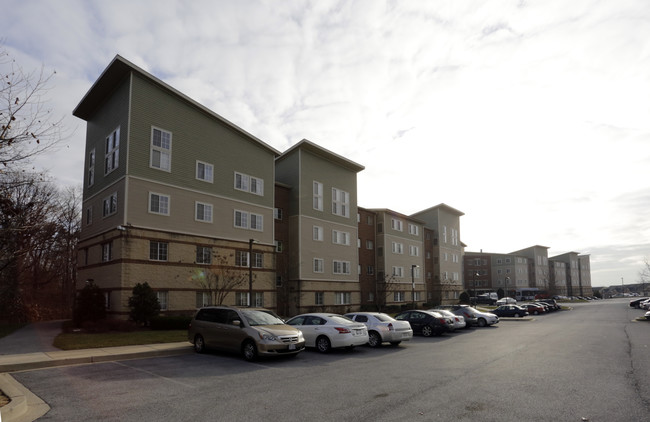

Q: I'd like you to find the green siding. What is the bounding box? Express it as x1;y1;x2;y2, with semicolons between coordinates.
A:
128;74;275;209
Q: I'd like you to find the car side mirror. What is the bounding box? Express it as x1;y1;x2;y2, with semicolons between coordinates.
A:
232;320;242;327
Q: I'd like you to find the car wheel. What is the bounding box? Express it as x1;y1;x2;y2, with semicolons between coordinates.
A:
316;336;332;353
514;313;520;318
389;341;401;346
534;310;539;315
193;335;205;353
421;325;434;337
242;340;258;362
368;331;382;347
478;318;487;327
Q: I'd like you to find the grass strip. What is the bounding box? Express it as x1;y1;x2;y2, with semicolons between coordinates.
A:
53;330;188;350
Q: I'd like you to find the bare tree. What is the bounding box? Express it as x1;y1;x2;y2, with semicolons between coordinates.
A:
0;47;63;171
374;274;402;312
190;251;248;306
639;257;650;296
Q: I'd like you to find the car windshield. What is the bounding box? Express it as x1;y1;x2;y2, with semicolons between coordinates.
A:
241;310;285;326
327;315;355;324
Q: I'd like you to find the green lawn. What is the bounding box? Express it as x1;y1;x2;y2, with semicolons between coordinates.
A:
53;330;188;350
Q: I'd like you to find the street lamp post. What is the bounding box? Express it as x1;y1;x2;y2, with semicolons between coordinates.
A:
505;276;510;300
248;239;256;307
411;264;419;310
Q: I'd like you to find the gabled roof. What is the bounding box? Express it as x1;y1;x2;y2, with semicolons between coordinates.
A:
411;203;465;217
276;139;365;173
366;208;426;224
73;55;280;156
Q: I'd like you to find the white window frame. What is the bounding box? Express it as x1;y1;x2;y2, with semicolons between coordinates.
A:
236;292;250;307
196;246;211;264
234;210;248;229
156;291;169;311
335;292;351;305
392;266;404;277
333;260;351;275
332;230;350;246
196;292;212;308
196;161;214;183
408;223;419;236
315;292;324;305
250;213;263;231
102;192;118;217
104;127;120;175
332;188;350;217
313;226;323;241
235;172;264;196
149;192;170;216
195;202;213;223
150;127;171;171
394;291;405;302
313;181;323;211
366;240;374;250
313;258;324;273
391;218;403;231
87;148;95;186
150;241;168;261
101;242;112;262
409;245;420;256
391;242;404;254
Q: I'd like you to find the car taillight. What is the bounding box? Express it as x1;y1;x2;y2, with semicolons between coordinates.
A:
439;318;446;324
387;323;394;331
335;327;351;334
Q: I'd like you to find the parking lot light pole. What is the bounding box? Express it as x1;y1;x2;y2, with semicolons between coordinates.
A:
411;264;419;310
248;239;256;307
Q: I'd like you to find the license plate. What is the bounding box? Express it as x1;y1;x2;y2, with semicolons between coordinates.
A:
402;333;410;338
289;344;296;350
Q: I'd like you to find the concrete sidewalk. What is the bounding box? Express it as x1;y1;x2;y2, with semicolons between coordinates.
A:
0;321;193;422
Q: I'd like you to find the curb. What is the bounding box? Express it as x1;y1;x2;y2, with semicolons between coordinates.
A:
0;373;49;422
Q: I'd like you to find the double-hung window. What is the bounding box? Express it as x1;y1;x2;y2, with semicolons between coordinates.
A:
391;218;403;231
335;292;351;305
408;223;419;236
391;242;403;254
313;258;324;273
156;291;169;311
332;188;349;217
333;260;351;275
195;202;213;222
105;127;120;174
87;149;95;186
409;245;420;256
313;226;323;241
196;161;213;182
392;266;404;277
235;172;264;196
313;181;323;211
332;230;350;245
234;210;263;231
150;241;168;261
151;127;171;171
149;193;170;215
103;192;118;217
101;242;112;262
196;247;211;264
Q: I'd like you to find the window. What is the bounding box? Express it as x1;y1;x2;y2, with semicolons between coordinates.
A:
451;228;458;246
442;226;447;243
394;291;405;302
150;241;168;261
196;161;213;182
105;127;120;174
87;149;95;186
196;246;211;264
101;242;112;262
413;291;421;301
391;218;403;231
367;265;374;275
255;292;264;307
335;292;351;305
409;245;420;256
313;258;324;273
151;127;171;171
333;260;351;275
102;192;118;217
274;208;283;220
149;193;170;215
196;292;212;307
313;181;323;211
315;292;324;305
235;172;264;196
332;230;350;245
195;202;213;222
156;291;168;311
391;242;404;254
234;210;263;231
253;252;263;268
366;240;374;250
276;276;283;287
85;207;92;225
408;223;419;236
332;188;349;217
236;292;250;307
275;240;283;253
368;292;375;302
235;251;249;267
392;266;404;277
367;215;374;225
313;226;323;241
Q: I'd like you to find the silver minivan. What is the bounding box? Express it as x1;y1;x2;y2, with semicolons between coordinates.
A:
188;306;306;361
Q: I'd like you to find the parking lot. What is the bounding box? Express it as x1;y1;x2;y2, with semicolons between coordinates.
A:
12;299;650;421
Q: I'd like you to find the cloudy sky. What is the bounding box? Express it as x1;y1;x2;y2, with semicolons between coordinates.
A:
4;0;649;288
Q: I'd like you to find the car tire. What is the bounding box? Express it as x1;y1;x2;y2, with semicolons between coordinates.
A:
316;336;332;353
389;341;401;346
421;325;434;337
477;318;487;327
368;331;382;347
193;335;205;353
514;313;520;318
242;340;258;362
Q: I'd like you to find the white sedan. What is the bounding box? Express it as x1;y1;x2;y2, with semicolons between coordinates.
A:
345;312;413;347
432;309;466;331
286;313;369;353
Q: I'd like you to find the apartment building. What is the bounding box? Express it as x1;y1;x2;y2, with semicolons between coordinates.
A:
550;252;581;297
74;55;280;317
357;207;378;308
549;260;568;295
411;204;464;304
463;252;492;296
578;255;593;296
511;245;550;292
275;139;364;315
368;209;426;308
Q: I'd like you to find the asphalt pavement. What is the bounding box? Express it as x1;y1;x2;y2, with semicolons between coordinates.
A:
0;321;192;422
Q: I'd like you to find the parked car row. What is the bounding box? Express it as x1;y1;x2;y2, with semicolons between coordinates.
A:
629;297;650;310
188;304;507;361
